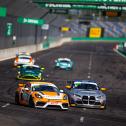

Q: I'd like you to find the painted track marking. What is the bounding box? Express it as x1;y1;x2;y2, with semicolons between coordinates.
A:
88;52;93;79
80;116;85;123
1;103;10;108
83;108;87;111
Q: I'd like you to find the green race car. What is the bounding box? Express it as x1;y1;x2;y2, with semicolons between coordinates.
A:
17;65;45;80
55;58;73;70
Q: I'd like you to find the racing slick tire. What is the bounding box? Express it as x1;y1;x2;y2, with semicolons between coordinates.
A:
29;96;35;108
15;92;20;105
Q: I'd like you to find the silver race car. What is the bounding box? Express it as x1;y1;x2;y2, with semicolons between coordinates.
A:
65;80;107;109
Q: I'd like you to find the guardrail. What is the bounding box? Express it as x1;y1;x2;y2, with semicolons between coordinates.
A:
71;37;126;43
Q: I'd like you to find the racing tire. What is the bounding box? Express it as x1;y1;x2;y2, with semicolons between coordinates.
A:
29;96;35;108
15;92;20;105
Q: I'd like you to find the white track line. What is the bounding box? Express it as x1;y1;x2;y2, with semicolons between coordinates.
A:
1;103;10;108
88;52;93;79
80;116;85;123
83;108;87;111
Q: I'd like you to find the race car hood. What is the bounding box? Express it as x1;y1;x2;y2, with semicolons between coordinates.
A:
20;70;40;76
42;91;60;96
37;91;63;99
71;89;103;97
59;62;70;66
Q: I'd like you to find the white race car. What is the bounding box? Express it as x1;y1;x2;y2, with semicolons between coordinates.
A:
14;52;35;67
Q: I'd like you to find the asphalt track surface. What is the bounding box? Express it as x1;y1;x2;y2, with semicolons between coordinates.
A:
0;42;126;126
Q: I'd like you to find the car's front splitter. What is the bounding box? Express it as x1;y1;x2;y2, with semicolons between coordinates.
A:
35;102;69;110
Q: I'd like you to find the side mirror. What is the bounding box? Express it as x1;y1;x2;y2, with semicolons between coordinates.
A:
55;60;57;63
100;88;107;91
65;85;71;89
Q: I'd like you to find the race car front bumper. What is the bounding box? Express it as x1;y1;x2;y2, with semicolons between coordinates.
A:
74;100;106;109
35;101;69;110
55;66;72;70
17;75;43;81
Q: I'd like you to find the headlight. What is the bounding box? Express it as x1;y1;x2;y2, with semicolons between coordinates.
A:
74;94;81;98
96;95;104;100
63;95;68;100
68;64;71;67
35;93;43;98
56;63;60;66
38;73;41;77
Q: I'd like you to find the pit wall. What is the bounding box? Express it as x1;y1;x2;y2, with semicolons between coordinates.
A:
0;38;71;61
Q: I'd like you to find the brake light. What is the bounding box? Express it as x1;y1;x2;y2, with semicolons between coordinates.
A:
35;93;43;98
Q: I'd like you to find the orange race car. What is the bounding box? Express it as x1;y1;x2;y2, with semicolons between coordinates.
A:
15;81;69;110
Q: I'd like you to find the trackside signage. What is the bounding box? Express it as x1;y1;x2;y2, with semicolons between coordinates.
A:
39;3;126;11
5;23;13;36
0;7;7;17
17;17;45;25
33;0;126;4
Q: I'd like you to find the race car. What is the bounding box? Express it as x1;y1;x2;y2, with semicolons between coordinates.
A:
54;58;73;70
65;80;107;109
15;81;69;110
17;64;45;80
14;52;35;67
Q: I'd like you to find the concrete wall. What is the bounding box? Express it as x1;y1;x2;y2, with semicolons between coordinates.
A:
0;38;71;61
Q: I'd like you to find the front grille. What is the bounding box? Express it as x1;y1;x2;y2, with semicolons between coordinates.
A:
47;105;61;110
89;96;95;105
48;99;61;102
82;96;96;105
23;76;36;79
82;96;88;104
36;102;46;106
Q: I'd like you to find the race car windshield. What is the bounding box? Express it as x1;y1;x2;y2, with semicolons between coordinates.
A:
19;57;30;60
32;85;59;92
22;66;40;72
60;60;70;63
73;83;98;90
